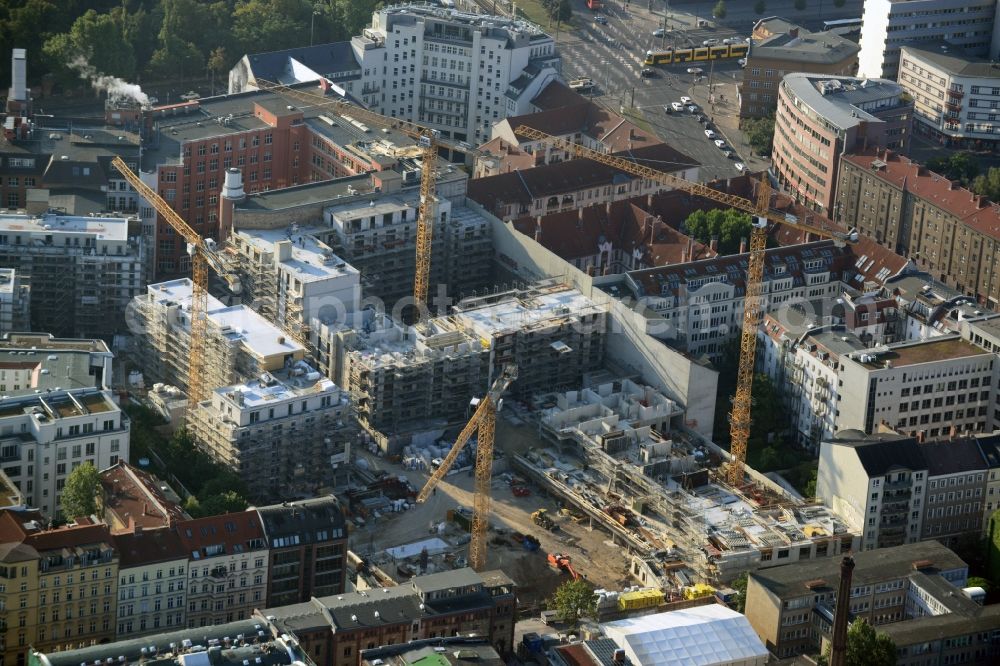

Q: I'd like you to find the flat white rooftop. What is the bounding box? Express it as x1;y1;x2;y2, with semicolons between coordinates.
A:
215;363;343;409
455;288;600;338
0;212;130;242
235;227;359;284
146;279;305;359
326;197;414;223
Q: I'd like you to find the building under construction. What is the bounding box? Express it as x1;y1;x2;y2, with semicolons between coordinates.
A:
186;361;353;500
329;282;607;449
0;211;145;338
131;279;308;395
0;268;30;334
529;380;858;583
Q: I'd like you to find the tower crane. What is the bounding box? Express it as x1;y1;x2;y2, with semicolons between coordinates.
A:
112;156;242;404
254;80;476;315
416;364;517;571
514;126;857;487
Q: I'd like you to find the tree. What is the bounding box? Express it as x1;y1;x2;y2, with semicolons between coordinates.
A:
844;618;897;666
753;0;766;14
967;576;992;593
928;152;980;186
713;1;727;20
60;462;103;520
730;572;748;613
744;115;775;156
971;167;1000;202
549;579;597;625
682;208;752;255
42;8;138;84
794;0;807;11
207;46;228;94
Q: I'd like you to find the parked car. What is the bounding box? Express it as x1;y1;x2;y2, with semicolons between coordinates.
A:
722;150;734;158
735;162;747;173
704;129;716;139
641;68;657;78
703;38;719;46
714;139;726;149
722;37;738;45
686;104;699;113
671;102;684;112
687;67;703;75
653;28;665;37
594;15;607;24
680;96;692;105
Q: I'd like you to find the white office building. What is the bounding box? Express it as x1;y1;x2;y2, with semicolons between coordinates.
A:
857;0;998;79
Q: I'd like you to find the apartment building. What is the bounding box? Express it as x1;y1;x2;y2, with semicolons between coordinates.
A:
818;432;996;551
744;541;975;659
740;18;860;121
112;528;188;639
185;362;353;500
759;319;867;451
616;238;905;360
175;513;268;629
467;143;698;223
255;497;348;607
131;279;307;396
979;437;1000;532
0;211;145;338
857;0;997;79
230;5;560;145
0;269;28;334
0;335;128;518
837;150;1000;304
262;568;517;663
30;619;316;666
899;43;1000;150
0;510;119;663
773;74;911;214
836;335;997;438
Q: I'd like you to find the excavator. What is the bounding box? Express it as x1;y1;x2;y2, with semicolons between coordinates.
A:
547;553;580;580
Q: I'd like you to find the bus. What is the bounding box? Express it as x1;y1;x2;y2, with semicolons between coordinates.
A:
822;17;862;30
643;42;747;66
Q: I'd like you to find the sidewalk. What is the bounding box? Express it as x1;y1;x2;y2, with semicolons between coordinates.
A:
688;76;770;174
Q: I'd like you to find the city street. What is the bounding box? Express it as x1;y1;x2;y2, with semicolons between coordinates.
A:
557;3;755;181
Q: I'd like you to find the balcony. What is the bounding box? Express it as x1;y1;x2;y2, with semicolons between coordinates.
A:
945;100;962;112
947;88;964;99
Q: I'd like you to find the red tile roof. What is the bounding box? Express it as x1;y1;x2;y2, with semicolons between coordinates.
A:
113;527;188;567
467;143;695;213
530;80;589;111
476;137;538;173
511;194;715;267
100;462;189;533
843;150;1000;240
175;512;266;560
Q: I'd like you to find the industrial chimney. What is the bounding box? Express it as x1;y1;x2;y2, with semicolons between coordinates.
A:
6;48;31;117
830;555;856;666
218;168;246;242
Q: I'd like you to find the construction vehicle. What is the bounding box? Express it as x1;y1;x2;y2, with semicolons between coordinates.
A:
255;80;477;315
415;364;517;570
111;156;242;404
514;126;858;487
532;509;555;530
547;552;580;580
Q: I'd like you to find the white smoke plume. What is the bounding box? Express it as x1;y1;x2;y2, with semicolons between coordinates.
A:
69;56;150;106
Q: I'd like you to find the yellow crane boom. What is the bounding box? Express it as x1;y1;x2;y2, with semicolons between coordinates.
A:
417;364;517;571
514;126;857;487
112;156;240;404
254;80;477;313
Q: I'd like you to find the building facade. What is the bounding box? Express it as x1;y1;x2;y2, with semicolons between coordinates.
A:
175;513;268;629
0;212;144;338
112;528;188;639
899;43;1000;150
0;269;29;335
857;0;998;79
255;497;348;607
744;541;972;659
740;18;860;121
773;74;911;214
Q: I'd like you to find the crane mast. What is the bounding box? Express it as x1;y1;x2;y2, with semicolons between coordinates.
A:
417;365;517;571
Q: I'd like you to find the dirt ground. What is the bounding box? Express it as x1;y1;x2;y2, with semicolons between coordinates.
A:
348;415;632;608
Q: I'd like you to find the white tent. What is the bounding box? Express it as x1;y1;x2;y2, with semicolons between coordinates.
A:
602;605;768;666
